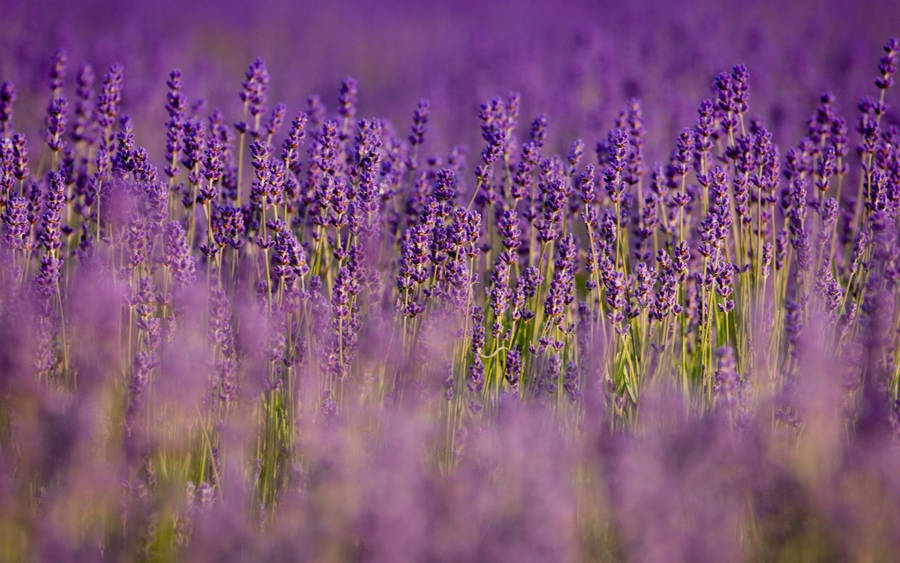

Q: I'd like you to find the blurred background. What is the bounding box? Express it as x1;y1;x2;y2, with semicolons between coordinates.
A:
2;0;898;171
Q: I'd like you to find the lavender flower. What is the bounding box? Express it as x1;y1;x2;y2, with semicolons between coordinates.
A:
408;99;430;153
498;208;520;262
281;112;309;173
163;221;196;285
479;96;509;166
96;64;123;142
505;347;521;389
433;167;457;202
211;204;245;250
338;77;358;132
264;103;286;139
45;96;68;153
71;64;95;145
544;233;577;326
115;116;136;174
272;221;309;290
603;129;628;205
48;48;67;96
306;94;326;132
201;134;225;200
164;70;186;178
11;133;28;181
39;171;66;253
239;58;269;125
34;255;62;297
713;346;748;422
875;37;899;91
0;82;15;136
2;194;30;251
489;255;511;322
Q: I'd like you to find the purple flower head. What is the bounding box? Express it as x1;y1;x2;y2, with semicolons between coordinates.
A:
0;81;15;134
564;361;580;401
875;37;899;91
264;103;286;139
489;255;511;320
272;221;309;289
44;96;68;152
308;119;341;196
281;112;308;172
479;96;509;166
39;171;66;253
134;147;158;185
240;58;269;119
816;146;836;192
715;71;732;113
567;138;584;173
96;64;123;135
11;132;28;180
673;128;694;177
544;233;577;325
34;255;62;297
815;262;843;316
306;94;326;131
538;161;567;243
408;99;430;150
535;353;560;397
325;174;349;228
650;249;678;321
49;48;67;95
125;214;148;271
730;64;749;115
249;138;272;188
625;98;645;185
521;265;542;299
807;92;835;147
786;176;808;246
163;221;196;285
603;128;628;204
339;76;358;123
529;113;548;147
397;224;431;297
164;70;186;178
3;194;30;251
498;208;520;261
444;254;471;311
115;115;136;173
715;70;739;136
708;166;732;238
694;99;714;162
578;163;596;205
602;257;626;323
355;118;383;162
512;138;541;200
713;261;735;312
505;347;521;389
713;346;748;419
433;168;457;202
352;119;383;234
203;133;225;187
94;142;111;180
761;241;774;274
468;305;485;389
211;204;245;249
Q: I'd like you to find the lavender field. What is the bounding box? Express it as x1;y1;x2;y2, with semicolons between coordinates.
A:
2;1;900;560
